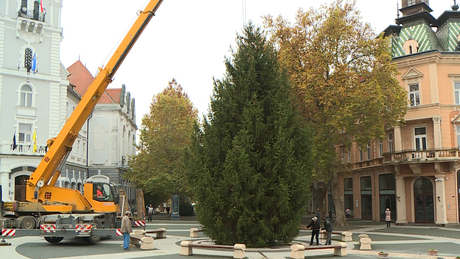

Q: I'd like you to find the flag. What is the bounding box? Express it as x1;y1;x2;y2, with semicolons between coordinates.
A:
31;53;37;74
38;0;43;12
32;129;37;153
12;132;18;150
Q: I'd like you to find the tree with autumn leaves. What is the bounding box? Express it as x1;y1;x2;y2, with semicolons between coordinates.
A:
125;79;198;205
264;0;407;227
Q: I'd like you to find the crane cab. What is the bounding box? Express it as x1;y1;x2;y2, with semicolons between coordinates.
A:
83;176;119;214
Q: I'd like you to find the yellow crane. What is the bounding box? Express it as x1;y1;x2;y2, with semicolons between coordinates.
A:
2;0;163;244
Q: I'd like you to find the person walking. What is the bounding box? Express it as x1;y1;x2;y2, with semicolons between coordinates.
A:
147;204;154;222
385;208;391;228
121;211;132;250
306;217;321;246
322;218;333;245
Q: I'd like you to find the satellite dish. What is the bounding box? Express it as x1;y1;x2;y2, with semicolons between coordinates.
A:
37;180;44;188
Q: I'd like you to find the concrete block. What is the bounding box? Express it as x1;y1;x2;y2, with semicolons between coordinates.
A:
233;243;246;259
290;244;305;259
333;242;348;256
155;228;166;239
360;237;372;250
190;228;199;238
180;241;193;256
342;231;352;242
140;236;154;250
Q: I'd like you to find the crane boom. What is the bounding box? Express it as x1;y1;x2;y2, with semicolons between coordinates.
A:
26;0;163;202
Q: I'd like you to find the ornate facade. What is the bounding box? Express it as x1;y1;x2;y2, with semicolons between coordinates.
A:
333;1;460;225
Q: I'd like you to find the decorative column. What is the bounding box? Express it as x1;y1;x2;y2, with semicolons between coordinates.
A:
434;175;447;226
1;170;10;201
395;176;407;224
432;117;442;149
394;126;402;152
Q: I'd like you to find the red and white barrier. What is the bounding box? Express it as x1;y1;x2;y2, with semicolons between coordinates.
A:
134;220;145;227
75;224;92;233
40;224;56;233
1;229;15;237
116;229;123;236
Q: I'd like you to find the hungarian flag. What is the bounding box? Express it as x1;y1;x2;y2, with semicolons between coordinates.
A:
38;0;43;12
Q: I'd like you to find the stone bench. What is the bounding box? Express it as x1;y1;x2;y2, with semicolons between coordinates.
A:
145;228;166;239
359;237;372;250
290;243;348;258
180;241;246;259
129;231;154;250
189;228;203;238
319;231;353;242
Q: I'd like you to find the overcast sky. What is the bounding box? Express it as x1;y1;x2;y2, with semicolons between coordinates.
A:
60;0;455;128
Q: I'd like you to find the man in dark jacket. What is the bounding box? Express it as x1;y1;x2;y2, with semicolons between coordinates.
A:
306;217;321;245
322;218;333;245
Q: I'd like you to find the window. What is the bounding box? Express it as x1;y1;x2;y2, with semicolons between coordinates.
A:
20;85;33;107
359;148;363;162
388;133;394;153
407;0;416;5
367;143;371;160
455;82;460;105
379;174;396;222
341;148;345;164
348;148;351;164
344;178;353;218
18;123;32;144
414;127;427;150
379;141;383;157
457;126;460;149
361;176;372;220
409;84;420;107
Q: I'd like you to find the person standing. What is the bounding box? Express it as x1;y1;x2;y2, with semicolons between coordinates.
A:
147;204;154;222
346;208;351;219
306;217;321;246
385;208;391;228
121;211;132;250
322;218;333;245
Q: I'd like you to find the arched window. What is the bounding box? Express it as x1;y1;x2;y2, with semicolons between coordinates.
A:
404;39;419;55
20;85;33;107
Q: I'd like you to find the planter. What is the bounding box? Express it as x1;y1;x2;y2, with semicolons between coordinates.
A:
428;249;438;256
378;252;389;258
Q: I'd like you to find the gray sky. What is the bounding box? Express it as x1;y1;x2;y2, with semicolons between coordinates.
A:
60;0;455;127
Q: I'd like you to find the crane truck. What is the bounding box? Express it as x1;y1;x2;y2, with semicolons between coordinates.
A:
1;0;163;244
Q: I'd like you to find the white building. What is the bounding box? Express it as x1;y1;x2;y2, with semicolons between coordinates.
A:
67;60;137;201
0;0;136;203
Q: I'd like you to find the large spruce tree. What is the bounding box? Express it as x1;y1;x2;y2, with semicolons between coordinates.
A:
185;24;313;248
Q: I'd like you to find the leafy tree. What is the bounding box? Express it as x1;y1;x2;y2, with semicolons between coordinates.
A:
185;23;314;248
126;79;198;203
264;0;407;226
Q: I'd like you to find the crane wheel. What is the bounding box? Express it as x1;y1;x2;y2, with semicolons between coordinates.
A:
44;237;64;244
85;218;102;244
20;216;36;229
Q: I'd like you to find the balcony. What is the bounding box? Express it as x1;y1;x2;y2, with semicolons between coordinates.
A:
384;149;460;163
346;148;460;171
0;143;47;155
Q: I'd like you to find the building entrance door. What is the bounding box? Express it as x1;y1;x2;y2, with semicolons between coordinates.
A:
14;175;29;202
414;177;434;223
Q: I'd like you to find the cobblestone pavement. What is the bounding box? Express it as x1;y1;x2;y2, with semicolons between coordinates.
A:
1;213;460;259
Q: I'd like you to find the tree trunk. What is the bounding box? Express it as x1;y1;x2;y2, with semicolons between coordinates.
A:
331;171;347;227
316;181;328;220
